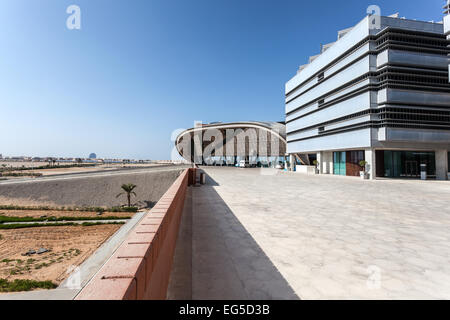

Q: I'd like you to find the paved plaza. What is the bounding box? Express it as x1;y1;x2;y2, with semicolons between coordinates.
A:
187;167;450;299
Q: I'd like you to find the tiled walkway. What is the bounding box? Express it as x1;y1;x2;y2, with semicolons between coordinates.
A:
183;167;450;299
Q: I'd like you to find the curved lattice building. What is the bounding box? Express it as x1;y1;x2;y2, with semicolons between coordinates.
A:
175;121;289;165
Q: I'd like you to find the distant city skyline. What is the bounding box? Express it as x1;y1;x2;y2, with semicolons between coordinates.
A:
0;0;442;159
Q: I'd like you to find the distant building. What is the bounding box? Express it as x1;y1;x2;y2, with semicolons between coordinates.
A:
89;153;97;159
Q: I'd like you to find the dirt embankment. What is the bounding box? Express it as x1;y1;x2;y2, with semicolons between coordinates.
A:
0;169;184;208
0;225;121;284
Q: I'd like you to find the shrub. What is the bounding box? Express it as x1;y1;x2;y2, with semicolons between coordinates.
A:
0;221;125;230
0;215;131;224
359;160;368;169
110;206;138;213
0;278;57;292
0;205;138;213
0;164;96;173
0;172;43;177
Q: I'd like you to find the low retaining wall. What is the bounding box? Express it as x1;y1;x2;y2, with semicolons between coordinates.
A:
75;168;196;300
295;165;317;175
0;167;188;208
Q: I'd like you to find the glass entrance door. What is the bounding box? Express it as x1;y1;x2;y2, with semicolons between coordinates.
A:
405;161;418;177
383;151;435;178
333;152;346;176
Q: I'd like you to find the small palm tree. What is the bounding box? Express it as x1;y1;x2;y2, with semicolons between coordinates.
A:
116;183;137;207
359;160;368;172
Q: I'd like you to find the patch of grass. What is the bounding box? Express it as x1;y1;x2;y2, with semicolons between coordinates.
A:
1;259;13;264
109;206;139;213
0;205;138;213
34;262;49;270
0;172;42;177
0;278;57;292
0;221;125;230
0;164;95;173
0;215;131;224
80;221;125;227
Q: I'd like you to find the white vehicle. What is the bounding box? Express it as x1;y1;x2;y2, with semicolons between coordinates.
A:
239;160;250;168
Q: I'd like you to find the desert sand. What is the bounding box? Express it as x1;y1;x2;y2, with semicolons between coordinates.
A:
0;225;121;284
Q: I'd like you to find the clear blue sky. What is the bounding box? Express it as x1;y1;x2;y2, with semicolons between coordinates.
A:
0;0;443;159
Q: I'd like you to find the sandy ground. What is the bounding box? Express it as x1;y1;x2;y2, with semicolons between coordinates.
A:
32;164;173;176
0;209;133;219
0;163;172;177
0;167;185;208
0;225;121;285
0;161;165;169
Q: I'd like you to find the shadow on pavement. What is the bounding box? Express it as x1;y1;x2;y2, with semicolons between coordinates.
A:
168;171;299;300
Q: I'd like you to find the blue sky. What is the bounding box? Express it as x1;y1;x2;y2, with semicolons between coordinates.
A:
0;0;443;159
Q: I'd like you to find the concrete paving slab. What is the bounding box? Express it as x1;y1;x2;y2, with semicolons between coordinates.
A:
192;167;450;299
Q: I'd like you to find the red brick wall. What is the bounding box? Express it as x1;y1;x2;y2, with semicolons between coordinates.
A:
75;168;195;300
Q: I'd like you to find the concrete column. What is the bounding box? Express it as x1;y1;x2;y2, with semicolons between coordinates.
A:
327;152;332;174
365;149;376;180
289;154;296;171
316;152;322;174
322;151;333;174
435;150;448;181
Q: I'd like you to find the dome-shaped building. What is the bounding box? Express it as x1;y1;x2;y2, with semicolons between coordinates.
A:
175;121;289;166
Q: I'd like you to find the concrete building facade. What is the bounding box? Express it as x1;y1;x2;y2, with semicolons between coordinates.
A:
285;12;450;180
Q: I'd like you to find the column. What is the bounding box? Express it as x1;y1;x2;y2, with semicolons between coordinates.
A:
322;151;333;174
365;149;376;180
435;150;448;181
316;152;322;174
289;154;296;171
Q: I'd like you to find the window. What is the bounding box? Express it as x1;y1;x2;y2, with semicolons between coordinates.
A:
349;151;365;165
318;72;324;82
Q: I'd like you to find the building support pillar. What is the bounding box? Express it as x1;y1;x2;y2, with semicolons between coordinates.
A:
435;149;448;181
365;149;376;180
322;151;333;174
316;152;322;174
289;154;295;171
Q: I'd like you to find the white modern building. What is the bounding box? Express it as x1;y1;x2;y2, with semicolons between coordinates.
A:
285;10;450;180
